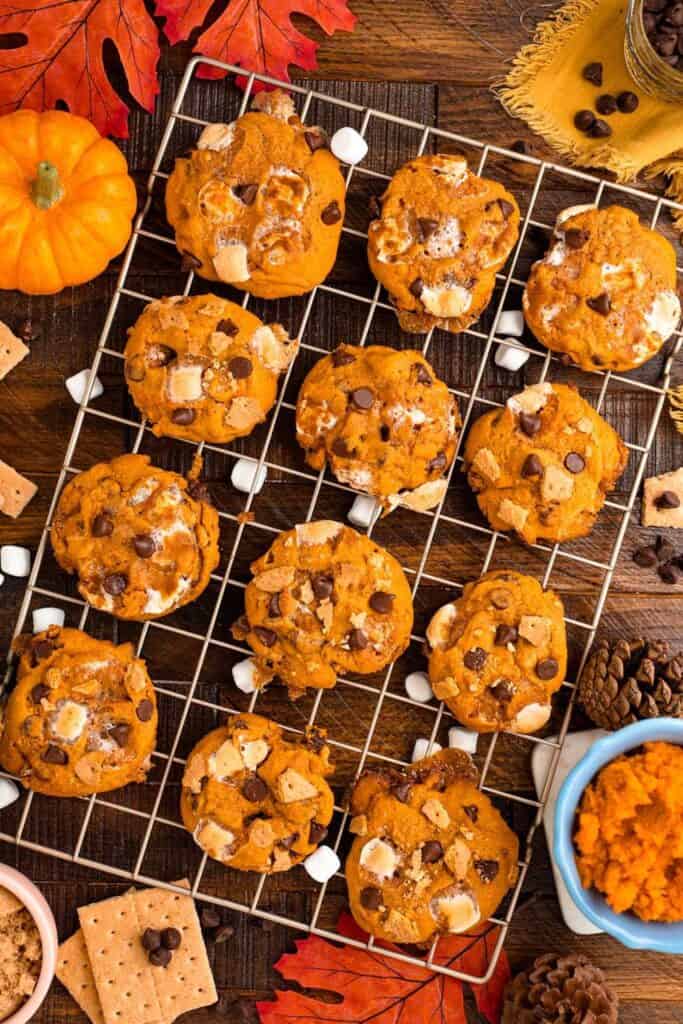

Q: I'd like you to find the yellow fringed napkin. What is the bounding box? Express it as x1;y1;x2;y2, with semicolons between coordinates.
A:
497;0;683;229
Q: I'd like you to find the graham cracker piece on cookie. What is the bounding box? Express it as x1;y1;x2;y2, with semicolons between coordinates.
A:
0;460;37;518
0;322;28;381
56;929;105;1024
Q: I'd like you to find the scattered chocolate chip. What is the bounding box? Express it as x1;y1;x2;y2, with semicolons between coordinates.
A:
17;318;36;343
489;680;514;703
253;627;277;647
242;775;268;802
587;293;611;316
42;744;68;765
427;451;447;474
142;928;162;952
655;535;676;562
519;412;541;437
312;574;334;600
536;658;559;680
521;454;544;477
417;217;439;241
495;624;518;646
233;183;258;205
267;593;281;618
171;407;196;425
474;858;500;883
589;118;612;138
421;840;444;863
350;387;374;410
392;781;413;803
229;356;253;379
498;198;515;218
161;927;182;950
633;544;659;567
216;317;239;336
659;560;682;584
369;591;394;615
309;821;328;844
463;804;479;823
180;250;202;272
213;924;235;944
564;227;589;249
360;886;382;910
348;628;368;651
110;724;131;748
30;683;50;704
331;347;356;367
321;200;342;225
655;490;681;509
574;109;596;132
200;907;222;930
582;61;603;86
92;513;113;537
304;130;328;152
368;195;382;219
595;93;618;115
149;946;172;968
133;534;156;559
103;573;127;596
617;90;639;113
414;363;432;386
136;699;154;723
564;452;585;474
409;278;424;299
464;647;487;671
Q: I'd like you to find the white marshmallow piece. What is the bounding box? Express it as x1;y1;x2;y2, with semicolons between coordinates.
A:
347;493;380;529
495;340;530;372
0;777;19;810
331;126;368;165
404;671;433;703
448;726;478;754
304;844;341;883
0;573;4;588
496;309;525;337
232;657;259;694
411;737;442;763
0;545;31;577
32;607;65;634
65;369;103;405
231;458;267;495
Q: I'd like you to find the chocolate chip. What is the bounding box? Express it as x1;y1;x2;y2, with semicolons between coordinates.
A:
464;647;487;671
188;479;212;504
417;217;439;240
495;624;518;646
655;30;678;55
142;928;162;952
498;198;515;218
30;683;50;704
595;93;618;115
229;356;253;379
414;363;432;386
92;513;113;537
321;200;342;225
589;119;612;138
213;924;235;944
312;574;334;600
268;593;281;618
242;775;268;802
655;490;681;509
360;886;382;910
161;927;182;950
149;946;172;968
659;560;682;584
180;250;202;271
421;840;444;863
331;347;355;367
392;781;413;803
350;387;374;410
332;437;352;457
519;412;541;437
617;90;639;113
253;627;277;647
633;545;659;567
171;407;196;425
655;535;676;561
564;452;585;474
31;639;56;664
42;744;68;765
489;680;514;703
136;699;154;723
587;293;611;316
510;139;530;154
133;534;156;559
582;61;603;85
103;573;127;596
574;109;596;132
463;804;479;823
348;628;368;651
564;228;589;249
474;858;500;883
521;454;544;477
17;318;36;343
304;130;328;152
368;195;382;219
110;724;131;748
233;183;258;205
536;658;559;680
369;591;394;614
409;278;424;299
309;821;328;844
200;907;222;930
427;451;447;474
216;317;239;336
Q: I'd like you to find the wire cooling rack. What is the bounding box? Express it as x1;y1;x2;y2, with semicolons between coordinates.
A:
2;58;682;986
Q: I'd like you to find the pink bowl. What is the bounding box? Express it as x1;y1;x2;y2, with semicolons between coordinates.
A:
0;864;58;1023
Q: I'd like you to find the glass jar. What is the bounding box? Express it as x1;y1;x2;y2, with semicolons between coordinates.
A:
625;0;683;102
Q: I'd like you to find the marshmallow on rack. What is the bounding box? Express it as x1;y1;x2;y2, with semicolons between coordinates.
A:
495;340;530;372
65;369;103;405
411;737;442;762
331;127;368;165
231;458;267;495
32;607;66;634
404;671;433;703
347;494;379;530
304;844;341;883
232;657;259;694
496;309;524;337
0;545;31;577
0;778;19;810
448;726;478;754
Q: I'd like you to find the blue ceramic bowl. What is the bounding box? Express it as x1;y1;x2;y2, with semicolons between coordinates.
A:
554;718;683;953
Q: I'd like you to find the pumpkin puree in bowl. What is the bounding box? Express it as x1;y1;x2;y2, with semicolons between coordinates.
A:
575;741;683;922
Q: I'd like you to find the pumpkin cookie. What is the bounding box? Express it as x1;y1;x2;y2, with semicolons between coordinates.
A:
295;345;461;513
346;749;519;943
367;155;519;334
232;520;413;697
0;627;157;797
524;205;681;372
165;90;345;299
426;571;566;734
181;713;334;873
124;294;298;443
51;454;219;620
463;382;627;545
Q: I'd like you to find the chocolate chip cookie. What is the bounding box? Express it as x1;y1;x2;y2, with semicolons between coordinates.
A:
124;294;298;443
524;205;681;372
232;520;413;697
181;713;334;873
165;90;345;299
426;571;566;734
346;748;519;943
51;454;219;620
0;626;157;797
463;382;627;544
367;155;519;334
295;345;461;512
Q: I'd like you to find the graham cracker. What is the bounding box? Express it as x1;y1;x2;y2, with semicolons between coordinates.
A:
0;460;37;518
0;322;28;381
57;929;105;1024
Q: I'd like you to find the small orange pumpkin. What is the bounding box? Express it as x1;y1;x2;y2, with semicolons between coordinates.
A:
0;109;137;294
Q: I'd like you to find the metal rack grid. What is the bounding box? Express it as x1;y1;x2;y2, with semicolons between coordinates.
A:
2;57;682;985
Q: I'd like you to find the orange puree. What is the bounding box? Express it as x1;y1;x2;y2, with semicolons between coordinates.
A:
575;741;683;922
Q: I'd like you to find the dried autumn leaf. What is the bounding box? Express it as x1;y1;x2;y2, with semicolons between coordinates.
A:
256;911;510;1023
0;0;160;138
155;0;356;88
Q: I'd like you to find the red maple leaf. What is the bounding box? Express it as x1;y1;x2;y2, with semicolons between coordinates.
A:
0;0;160;138
256;913;510;1024
155;0;356;88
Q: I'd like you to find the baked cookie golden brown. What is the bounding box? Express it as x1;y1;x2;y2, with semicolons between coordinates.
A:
426;571;566;734
165;90;345;299
51;454;219;620
232;520;413;697
523;205;681;372
346;749;519;943
295;344;461;512
0;627;157;797
124;294;298;444
181;713;334;873
463;382;627;545
367;154;519;334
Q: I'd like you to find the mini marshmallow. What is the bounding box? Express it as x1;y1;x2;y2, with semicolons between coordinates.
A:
65;369;103;405
347;493;380;529
331;126;368;165
0;573;4;588
231;458;267;495
448;727;478;754
0;777;19;810
232;657;259;694
494;341;530;372
32;607;65;634
304;844;341;883
404;671;433;703
0;545;31;577
496;309;524;337
411;737;442;762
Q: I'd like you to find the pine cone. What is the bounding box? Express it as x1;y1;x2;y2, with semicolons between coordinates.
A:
502;952;618;1023
578;637;683;730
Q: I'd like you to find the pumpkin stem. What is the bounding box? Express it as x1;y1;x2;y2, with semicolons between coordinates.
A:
31;161;64;209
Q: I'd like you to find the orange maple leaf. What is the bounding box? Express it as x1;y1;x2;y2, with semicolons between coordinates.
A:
256;913;510;1023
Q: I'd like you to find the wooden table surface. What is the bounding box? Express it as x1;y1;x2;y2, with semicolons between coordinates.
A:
1;2;682;1021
